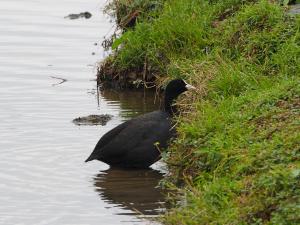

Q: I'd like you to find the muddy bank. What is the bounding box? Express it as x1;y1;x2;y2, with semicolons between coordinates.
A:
96;0;300;224
97;0;167;89
97;57;158;89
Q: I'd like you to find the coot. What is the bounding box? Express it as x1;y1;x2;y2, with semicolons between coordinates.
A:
85;79;195;168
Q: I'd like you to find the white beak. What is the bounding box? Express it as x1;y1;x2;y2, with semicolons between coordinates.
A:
185;83;196;90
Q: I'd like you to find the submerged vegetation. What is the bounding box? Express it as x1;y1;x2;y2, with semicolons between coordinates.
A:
100;0;300;224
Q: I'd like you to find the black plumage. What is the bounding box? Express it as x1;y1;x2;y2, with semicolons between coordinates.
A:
85;79;194;168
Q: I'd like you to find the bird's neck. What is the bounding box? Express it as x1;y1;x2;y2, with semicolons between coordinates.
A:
164;94;179;115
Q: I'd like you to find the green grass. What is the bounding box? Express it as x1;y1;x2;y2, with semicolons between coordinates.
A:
102;0;300;224
104;0;166;28
164;78;300;224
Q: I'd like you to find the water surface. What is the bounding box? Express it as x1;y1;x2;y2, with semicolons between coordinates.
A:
0;1;166;224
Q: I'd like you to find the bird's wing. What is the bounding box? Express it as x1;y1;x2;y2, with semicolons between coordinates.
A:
99;112;171;160
95;120;130;149
85;120;130;162
99;121;158;159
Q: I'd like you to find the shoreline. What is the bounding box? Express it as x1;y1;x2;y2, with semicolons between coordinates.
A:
98;0;300;224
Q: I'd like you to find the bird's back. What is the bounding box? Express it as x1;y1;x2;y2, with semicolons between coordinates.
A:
86;111;175;168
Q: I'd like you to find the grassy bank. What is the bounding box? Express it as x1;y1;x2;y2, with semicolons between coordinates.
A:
101;0;300;224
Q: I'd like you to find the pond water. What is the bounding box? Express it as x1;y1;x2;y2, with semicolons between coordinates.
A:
0;0;166;224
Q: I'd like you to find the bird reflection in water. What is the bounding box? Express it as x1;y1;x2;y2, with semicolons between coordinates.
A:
93;168;166;216
99;88;161;119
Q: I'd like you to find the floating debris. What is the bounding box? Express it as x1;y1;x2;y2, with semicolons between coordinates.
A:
64;12;92;20
50;76;67;86
72;114;113;126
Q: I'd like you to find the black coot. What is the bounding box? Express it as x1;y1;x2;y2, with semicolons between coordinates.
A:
85;79;195;168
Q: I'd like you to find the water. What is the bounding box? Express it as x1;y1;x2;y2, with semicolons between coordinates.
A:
0;1;166;224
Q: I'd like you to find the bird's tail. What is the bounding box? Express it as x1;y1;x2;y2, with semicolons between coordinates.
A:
85;154;95;162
